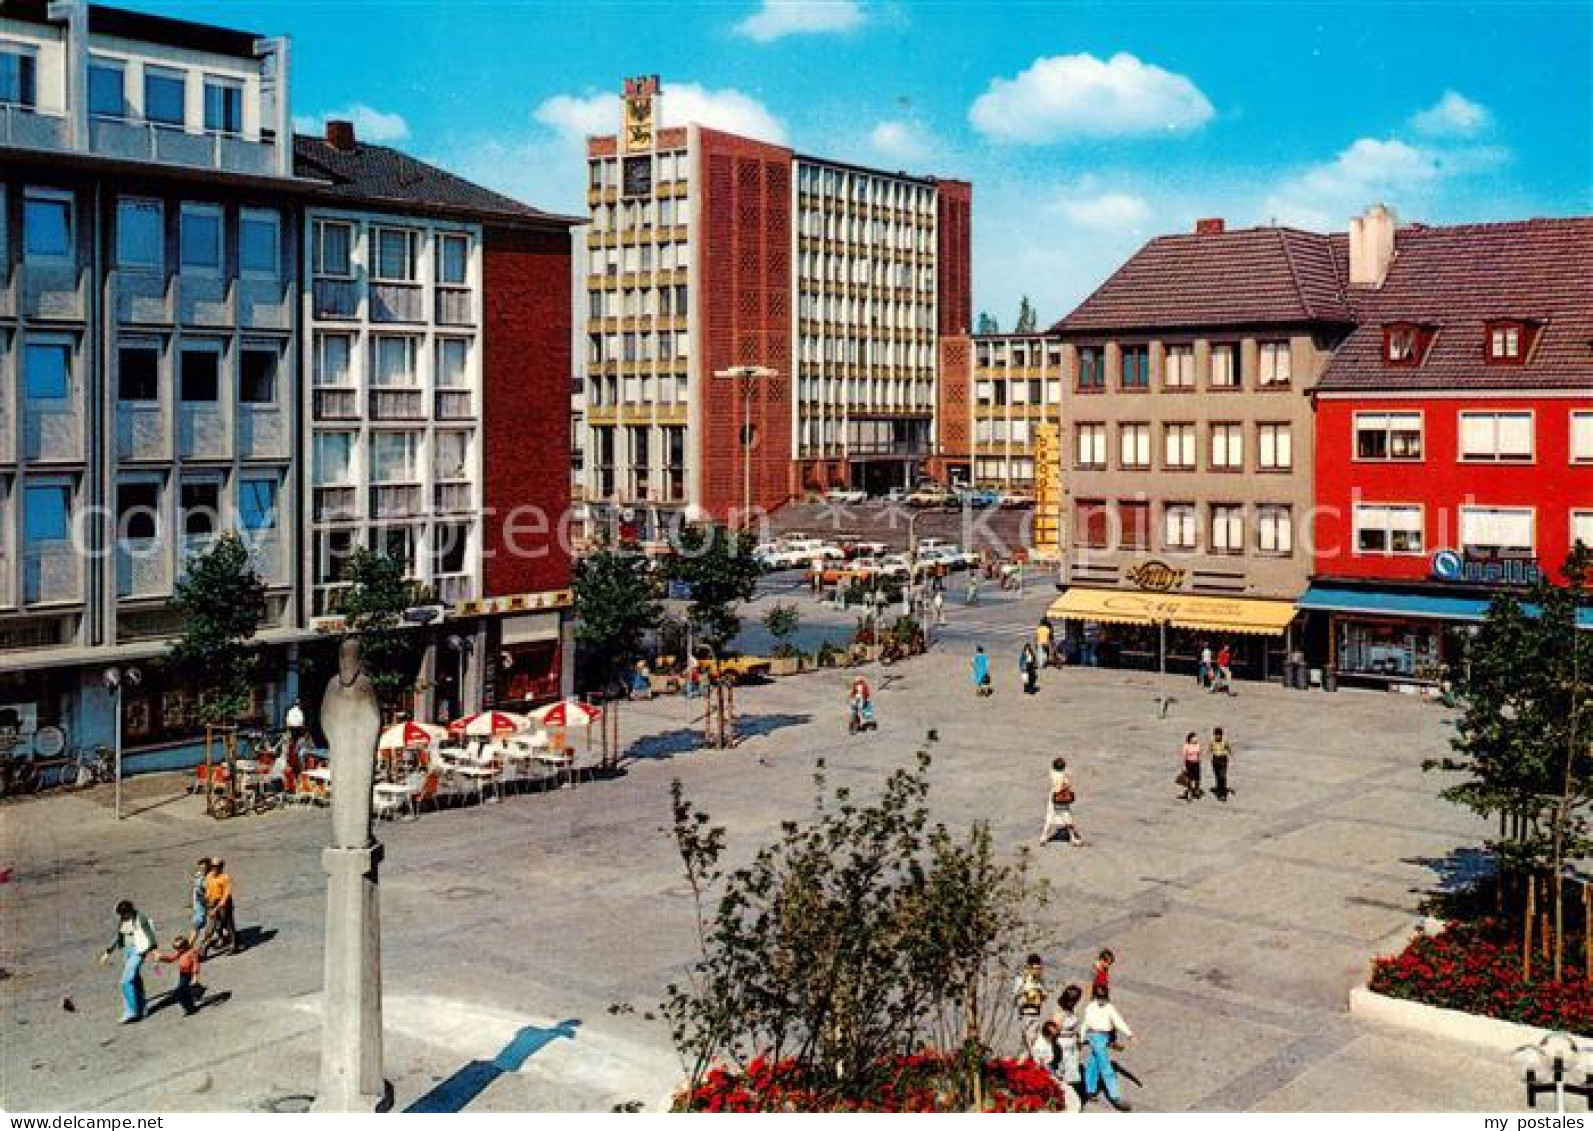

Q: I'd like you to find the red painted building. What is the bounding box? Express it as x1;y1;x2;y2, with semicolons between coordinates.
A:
1306;213;1593;686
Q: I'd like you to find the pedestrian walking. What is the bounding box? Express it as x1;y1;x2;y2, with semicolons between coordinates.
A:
1198;642;1213;689
1179;731;1203;801
1041;757;1083;845
1091;949;1115;995
1210;726;1233;800
99;900;156;1023
200;859;237;956
1081;984;1134;1110
1050;985;1086;1113
1037;618;1055;668
1020;641;1039;695
971;646;993;697
1013;953;1048;1053
189;857;211;938
932;590;946;626
965;573;980;606
152;936;203;1017
1213;643;1236;696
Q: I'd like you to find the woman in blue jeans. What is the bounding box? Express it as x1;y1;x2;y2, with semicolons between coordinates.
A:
100;900;157;1023
1081;983;1134;1110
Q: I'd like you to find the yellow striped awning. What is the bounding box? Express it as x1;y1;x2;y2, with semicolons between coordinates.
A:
1048;588;1298;637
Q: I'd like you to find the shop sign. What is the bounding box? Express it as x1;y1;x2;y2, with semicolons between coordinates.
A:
1126;560;1187;593
454;589;575;620
1430;549;1542;586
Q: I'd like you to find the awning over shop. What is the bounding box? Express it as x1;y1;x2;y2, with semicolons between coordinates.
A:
1047;588;1298;636
1299;583;1593;628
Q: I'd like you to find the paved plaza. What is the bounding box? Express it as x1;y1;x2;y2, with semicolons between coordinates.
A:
0;587;1527;1112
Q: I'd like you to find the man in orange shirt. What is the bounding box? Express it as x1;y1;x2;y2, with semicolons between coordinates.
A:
200;859;237;956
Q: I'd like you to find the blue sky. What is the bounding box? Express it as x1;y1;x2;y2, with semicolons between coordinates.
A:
175;0;1590;324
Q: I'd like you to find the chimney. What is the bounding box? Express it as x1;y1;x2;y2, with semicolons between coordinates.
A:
1349;203;1397;287
325;119;357;152
1194;218;1225;236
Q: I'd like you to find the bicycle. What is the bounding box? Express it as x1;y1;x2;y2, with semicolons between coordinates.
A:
0;757;42;798
68;744;115;789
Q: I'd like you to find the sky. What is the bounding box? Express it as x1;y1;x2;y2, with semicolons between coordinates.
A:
171;0;1591;326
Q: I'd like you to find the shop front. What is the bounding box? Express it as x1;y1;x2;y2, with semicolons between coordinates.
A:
1047;587;1298;680
488;611;564;709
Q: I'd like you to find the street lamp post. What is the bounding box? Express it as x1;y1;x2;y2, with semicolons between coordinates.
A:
712;366;778;528
1513;1033;1593;1113
103;667;123;820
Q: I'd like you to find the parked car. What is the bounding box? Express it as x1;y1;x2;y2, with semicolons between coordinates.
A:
883;486;909;504
824;487;868;505
1000;493;1036;510
957;487;1002;508
906;484;952;508
877;553;913;580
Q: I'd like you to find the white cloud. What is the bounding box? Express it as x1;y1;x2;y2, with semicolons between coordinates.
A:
531;83;788;147
1411;90;1492;138
968;52;1214;143
1053;190;1152;231
868;118;932;164
734;0;865;42
293;103;410;143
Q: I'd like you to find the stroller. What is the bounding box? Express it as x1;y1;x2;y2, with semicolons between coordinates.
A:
848;697;877;734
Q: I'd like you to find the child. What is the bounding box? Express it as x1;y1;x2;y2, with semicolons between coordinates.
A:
1013;953;1048;1053
1091;948;1115;996
154;936;203;1016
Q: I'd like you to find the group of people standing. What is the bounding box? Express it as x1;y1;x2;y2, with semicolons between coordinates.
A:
1178;728;1235;802
1014;950;1135;1112
100;858;239;1024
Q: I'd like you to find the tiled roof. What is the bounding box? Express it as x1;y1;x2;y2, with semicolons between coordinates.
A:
1318;217;1593;392
1053;226;1354;334
293;135;576;228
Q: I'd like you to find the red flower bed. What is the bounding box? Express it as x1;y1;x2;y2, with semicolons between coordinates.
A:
1369;920;1593;1035
676;1051;1069;1113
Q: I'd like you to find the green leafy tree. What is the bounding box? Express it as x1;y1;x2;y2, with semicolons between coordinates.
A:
575;549;664;691
340;547;425;715
974;310;999;335
1013;295;1037;333
1430;545;1593;978
169;532;267;725
666;525;761;655
762;602;802;659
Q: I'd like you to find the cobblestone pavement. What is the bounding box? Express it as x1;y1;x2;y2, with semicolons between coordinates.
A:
0;589;1527;1111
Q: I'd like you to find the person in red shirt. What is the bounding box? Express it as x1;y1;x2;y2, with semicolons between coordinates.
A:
1091;948;1115;995
154;936;203;1016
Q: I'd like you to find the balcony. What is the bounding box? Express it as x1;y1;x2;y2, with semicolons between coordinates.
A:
433;482;472;514
87;117;277;176
436;287;473;326
370;389;425;421
115;403;168;463
117;543;168;599
0;104;69;151
23;548;81;606
114;270;174;325
22;261;87;322
314;388;360;420
370;282;424;323
237;403;287;460
370;483;423;520
313;277;360;320
178;403;227;460
237;277;291;331
434;390;474;420
23;403;83;463
177;274;233;327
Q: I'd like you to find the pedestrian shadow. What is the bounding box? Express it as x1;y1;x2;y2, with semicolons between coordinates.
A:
405;1018;581;1113
146;988;232;1019
738;712;812;739
232;926;278;953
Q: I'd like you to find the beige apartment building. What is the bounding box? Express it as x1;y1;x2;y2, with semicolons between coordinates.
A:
970;333;1063;494
1047;220;1356;676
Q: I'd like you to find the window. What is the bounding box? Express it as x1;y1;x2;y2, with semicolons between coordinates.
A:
1355;504;1424;554
1460;412;1533;462
312;432;354;485
1120;346;1149;389
0;44;37;108
24;342;71;399
239;348;276;404
1164;345;1194;389
1572;511;1593;549
1355;412;1424;460
23;482;71;542
180;205;222;273
1385;324;1420;364
371;433;419;483
1076;500;1110;548
180;348;219;402
1077;346;1104;390
315;333;352;386
1210;423;1244;471
1119;423;1151;469
1120;501;1151;548
1258;423;1292;471
116;198;163;271
88;57;125;118
202;77;242;134
1573;413;1593;464
371;336;417;387
434;431;471;480
1164;504;1197;550
437;233;470;285
1460;507;1534;555
118;345;159;401
180;480;220;539
24;191;72;261
1257;506;1292;555
372;227;418;282
314;220;354;277
143;66;186;127
371;525;416;574
117;481;160;542
238;210;279;278
239;478;278;533
1075;423;1107;469
436;338;469;388
1487;322;1527;363
316;529;357;586
1258;341;1292;387
1210;344;1237;388
1163;423;1196;470
1210;505;1244;554
434;523;469;576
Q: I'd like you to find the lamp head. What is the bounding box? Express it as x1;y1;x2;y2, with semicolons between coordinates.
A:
102;667;121;692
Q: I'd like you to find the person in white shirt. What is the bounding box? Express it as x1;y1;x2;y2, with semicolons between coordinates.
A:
1048;984;1085;1112
100;899;156;1023
1081;983;1134;1110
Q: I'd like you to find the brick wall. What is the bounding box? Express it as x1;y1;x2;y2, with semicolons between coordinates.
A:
932;335;972;481
481;224;573;597
696;128;794;522
936;180;973;337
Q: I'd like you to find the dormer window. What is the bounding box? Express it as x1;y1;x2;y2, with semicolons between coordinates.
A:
1486;321;1528;364
1383;322;1429;366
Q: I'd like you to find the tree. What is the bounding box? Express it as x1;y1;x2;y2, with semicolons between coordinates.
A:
666;525;762;655
1431;545;1593;979
662;741;1048;1109
1013;295;1037;333
762;602;801;659
169;533;267;725
340;547;425;716
975;310;1000;335
575;549;663;691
